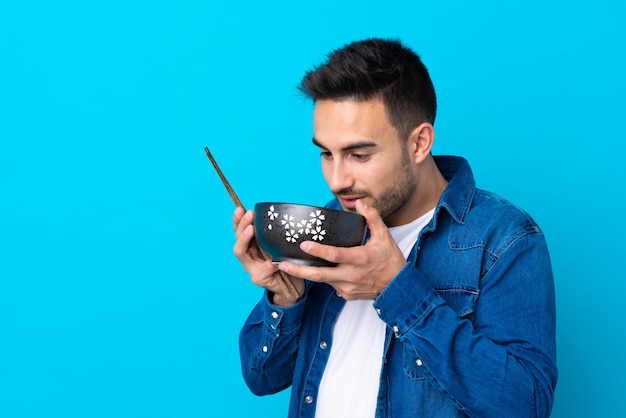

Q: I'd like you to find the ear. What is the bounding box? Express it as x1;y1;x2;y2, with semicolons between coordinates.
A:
407;122;435;164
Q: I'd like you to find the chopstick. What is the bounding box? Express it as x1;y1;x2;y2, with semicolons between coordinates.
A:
204;146;301;300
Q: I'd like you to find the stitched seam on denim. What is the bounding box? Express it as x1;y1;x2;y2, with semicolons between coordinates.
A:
250;333;274;374
447;220;484;250
435;287;479;316
401;295;441;335
481;227;541;279
436;286;479;295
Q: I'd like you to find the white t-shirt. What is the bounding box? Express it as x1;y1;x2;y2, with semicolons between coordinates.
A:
315;209;435;418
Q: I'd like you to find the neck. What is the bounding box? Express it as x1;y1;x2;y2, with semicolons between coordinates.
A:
384;156;448;227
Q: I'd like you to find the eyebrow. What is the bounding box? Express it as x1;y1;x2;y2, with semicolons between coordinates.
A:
312;137;378;152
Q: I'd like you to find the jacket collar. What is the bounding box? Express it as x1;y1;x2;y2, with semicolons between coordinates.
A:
433;156;476;225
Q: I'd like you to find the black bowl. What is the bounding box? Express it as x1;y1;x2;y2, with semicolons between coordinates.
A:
254;202;367;267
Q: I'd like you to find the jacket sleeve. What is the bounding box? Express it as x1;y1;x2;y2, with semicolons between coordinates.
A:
373;231;558;418
239;289;307;396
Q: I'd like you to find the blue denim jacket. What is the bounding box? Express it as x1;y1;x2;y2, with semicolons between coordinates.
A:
239;156;557;418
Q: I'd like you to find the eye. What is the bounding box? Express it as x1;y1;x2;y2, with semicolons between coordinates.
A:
320;150;333;160
351;153;370;162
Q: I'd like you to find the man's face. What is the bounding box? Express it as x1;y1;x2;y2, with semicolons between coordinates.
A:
313;98;418;226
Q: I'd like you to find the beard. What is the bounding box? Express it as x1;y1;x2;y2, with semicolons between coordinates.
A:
334;148;417;221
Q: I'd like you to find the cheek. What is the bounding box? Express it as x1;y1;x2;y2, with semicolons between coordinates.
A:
361;160;389;182
320;160;332;183
349;164;382;196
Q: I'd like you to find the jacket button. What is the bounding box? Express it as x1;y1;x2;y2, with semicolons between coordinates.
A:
319;341;327;349
305;395;313;404
416;359;423;367
262;345;268;353
271;311;279;319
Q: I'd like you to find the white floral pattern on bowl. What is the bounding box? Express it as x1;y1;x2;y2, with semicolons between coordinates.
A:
254;202;366;267
266;204;327;244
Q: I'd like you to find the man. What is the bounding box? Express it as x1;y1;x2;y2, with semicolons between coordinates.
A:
233;38;557;417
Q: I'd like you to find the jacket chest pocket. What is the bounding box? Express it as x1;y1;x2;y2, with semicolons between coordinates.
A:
417;240;482;318
434;286;479;317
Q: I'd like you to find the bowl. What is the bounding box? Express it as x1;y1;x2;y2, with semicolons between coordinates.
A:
254;202;367;267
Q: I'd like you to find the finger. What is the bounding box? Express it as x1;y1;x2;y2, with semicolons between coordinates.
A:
255;259;280;281
277;259;331;282
233;223;256;259
299;240;359;265
234;210;255;240
232;206;246;231
355;199;387;237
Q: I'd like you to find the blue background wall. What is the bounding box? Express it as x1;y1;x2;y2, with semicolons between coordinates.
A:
1;1;624;417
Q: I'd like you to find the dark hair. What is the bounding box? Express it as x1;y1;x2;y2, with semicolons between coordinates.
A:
299;38;437;140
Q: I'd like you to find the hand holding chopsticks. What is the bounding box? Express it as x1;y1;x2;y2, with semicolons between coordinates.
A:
204;147;301;300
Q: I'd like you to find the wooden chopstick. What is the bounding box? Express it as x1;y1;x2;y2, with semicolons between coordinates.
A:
204;147;301;300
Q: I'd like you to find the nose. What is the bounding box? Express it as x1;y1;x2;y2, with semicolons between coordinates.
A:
326;159;354;193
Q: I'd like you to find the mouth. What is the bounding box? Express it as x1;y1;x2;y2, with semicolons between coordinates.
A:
337;195;366;210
